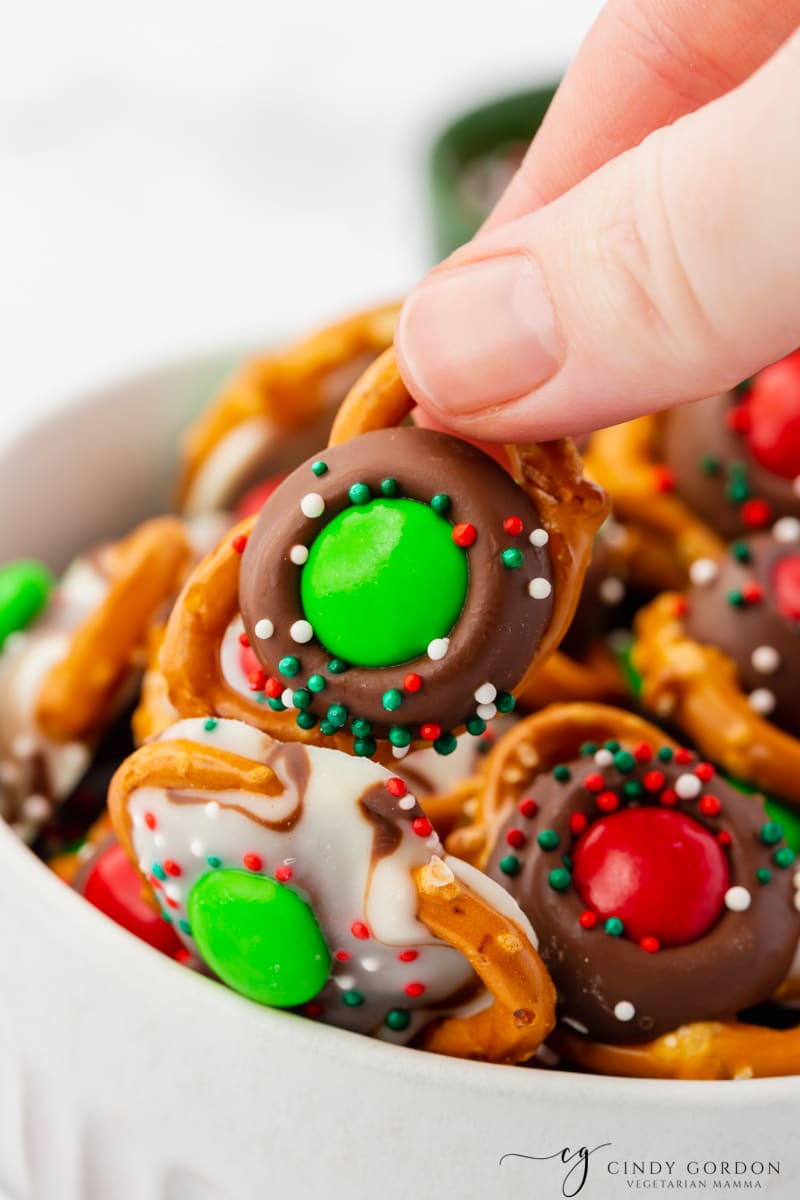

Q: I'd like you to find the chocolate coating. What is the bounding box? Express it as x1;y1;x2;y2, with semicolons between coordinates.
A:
239;427;553;743
683;530;800;738
486;747;800;1043
662;392;800;539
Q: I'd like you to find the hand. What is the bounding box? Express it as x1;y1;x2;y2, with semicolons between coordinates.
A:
395;0;800;442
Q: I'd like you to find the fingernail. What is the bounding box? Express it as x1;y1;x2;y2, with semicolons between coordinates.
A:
397;254;560;415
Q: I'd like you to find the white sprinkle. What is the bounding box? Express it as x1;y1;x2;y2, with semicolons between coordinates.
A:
725;885;752;912
689;557;719;587
675;773;702;800
614;1001;636;1023
205;801;220;820
335;975;356;990
749;688;776;716
289;619;314;644
153;832;167;850
427;637;450;661
528;577;552;600
289;544;309;565
751;645;781;675
562;1016;590;1035
398;795;416;811
477;702;497;721
773;516;800;544
599;576;625;606
190;840;206;858
529;528;549;547
392;745;410;760
281;688;296;709
474;682;497;705
426;834;441;851
361;957;381;973
254;618;274;640
301;493;325;519
594;749;614;767
21;794;51;823
11;735;37;760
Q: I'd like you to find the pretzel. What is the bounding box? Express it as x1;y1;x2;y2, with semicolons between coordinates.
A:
176;303;399;515
108;716;555;1064
634;591;800;806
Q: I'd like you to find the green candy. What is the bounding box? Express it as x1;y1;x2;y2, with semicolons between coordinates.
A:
188;869;331;1008
0;560;54;647
300;498;468;668
764;796;800;854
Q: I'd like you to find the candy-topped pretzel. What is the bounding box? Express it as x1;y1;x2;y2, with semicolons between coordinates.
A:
438;703;800;1079
161;348;608;760
175;303;400;515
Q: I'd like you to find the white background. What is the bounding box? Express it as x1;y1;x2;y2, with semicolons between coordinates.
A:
0;0;604;448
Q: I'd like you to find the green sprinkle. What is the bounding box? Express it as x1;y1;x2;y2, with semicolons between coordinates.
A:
731;540;751;563
501;548;524;569
178;919;192;935
727;590;745;608
380;478;399;497
548;867;572;892
207;856;222;869
382;688;403;712
760;821;784;846
657;746;674;762
152;863;167;882
354;737;377;758
774;847;796;869
580;742;598;756
296;711;317;731
279;655;301;677
255;693;266;705
204;717;218;732
605;917;624;937
389;726;412;748
350;718;372;738
385;1008;411;1031
311;460;328;477
562;854;573;870
326;704;349;729
341;990;364;1008
307;674;327;693
699;454;720;475
319;719;337;737
537;829;559;851
496;691;516;714
499;854;521;877
727;479;751;503
553;765;571;783
434;732;458;756
327;658;349;674
268;697;287;712
604;741;620;753
292;688;312;709
430;493;451;514
623;780;644;799
756;867;772;885
348;482;371;505
614;750;636;773
466;716;487;737
162;912;173;924
734;378;752;395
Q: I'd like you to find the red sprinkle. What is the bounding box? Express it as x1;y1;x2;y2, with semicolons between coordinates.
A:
243;854;263;872
404;982;426;998
673;596;690;618
232;534;249;554
741;498;772;529
238;632;251;647
163;860;181;878
643;770;665;793
675;748;692;765
351;921;370;940
335;950;351;962
633;742;653;763
420;722;441;742
386;777;408;798
175;948;193;965
412;817;433;838
274;865;293;882
506;828;526;849
695;762;715;782
452;522;477;548
304;1002;324;1017
518;797;539;819
165;896;179;910
403;673;422;693
503;515;524;536
742;581;764;604
727;405;751;434
264;676;283;699
699;795;722;817
717;831;733;847
652;465;675;493
144;812;156;830
640;936;661;954
398;949;418;963
248;668;267;692
597;791;620;813
149;874;162;891
584;772;605;793
570;812;588;836
660;788;679;807
579;911;598;929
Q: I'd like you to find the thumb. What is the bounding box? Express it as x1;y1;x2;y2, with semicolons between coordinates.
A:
396;30;800;443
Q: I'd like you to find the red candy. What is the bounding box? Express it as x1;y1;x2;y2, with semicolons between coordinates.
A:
235;474;288;520
571;807;730;946
81;841;184;958
774;553;800;621
743;350;800;479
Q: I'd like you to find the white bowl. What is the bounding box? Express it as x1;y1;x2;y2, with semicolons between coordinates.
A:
0;353;798;1200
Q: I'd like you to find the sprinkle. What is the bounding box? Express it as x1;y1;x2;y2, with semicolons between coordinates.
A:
274;865;293;882
385;1009;411;1031
579;911;597;929
306;674;326;694
335;951;350;962
404;673;422;693
382;688;403;711
553;765;571;783
398;795;415;811
466;716;487;736
327;658;348;674
528;577;552;600
613;750;635;773
652;466;674;493
350;718;372;737
597;576;624;606
506;828;526;849
700;454;720;475
427;637;450;661
594;748;614;767
243;853;263;872
699;795;722;816
412;817;433;838
643;770;665;793
289;545;309;565
749;688;776;716
496;691;516;713
232;534;248;554
717;831;733;847
773;517;800;544
398;949;418;962
348;482;371;505
614;1001;636;1022
264;677;282;698
548;867;572;891
537;829;559;850
597;791;619;813
640;936;660;953
380;478;399;497
584;772;604;793
301;493;325;519
518;798;538;819
326;704;349;728
756;867;772;885
248;668;267;692
689;558;719;587
163;860;182;878
289;620;313;644
752;645;781;675
434;732;457;756
386;777;408;798
760;822;784;846
569;812;588;836
675;773;702;800
281;689;295;709
725;886;752;912
311;461;328;477
731;540;752;563
499;854;521;876
452;522;477;548
389;726;412;748
775;847;796;869
660;788;678;807
741;498;772;528
657;746;674;762
341;991;364;1007
476;702;497;721
605;917;624;937
278;656;300;677
742;581;764;605
144;812;157;830
501;548;524;569
353;737;376;757
404;982;426;998
674;747;692;764
430;493;450;514
420;722;441;741
503;516;524;535
351;921;370;940
151;863;167;882
207;854;222;868
292;688;312;709
695;762;715;781
473;682;497;706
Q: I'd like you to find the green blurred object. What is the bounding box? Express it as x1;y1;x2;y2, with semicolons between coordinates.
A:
430;85;558;259
0;560;54;648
